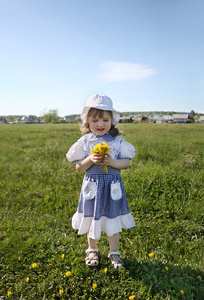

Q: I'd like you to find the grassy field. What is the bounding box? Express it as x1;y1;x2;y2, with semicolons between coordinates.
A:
0;123;204;300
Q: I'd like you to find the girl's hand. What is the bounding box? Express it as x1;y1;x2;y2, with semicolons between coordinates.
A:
102;154;113;167
75;154;103;172
90;153;103;165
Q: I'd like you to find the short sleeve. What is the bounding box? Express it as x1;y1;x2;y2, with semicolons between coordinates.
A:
119;138;136;159
66;139;86;163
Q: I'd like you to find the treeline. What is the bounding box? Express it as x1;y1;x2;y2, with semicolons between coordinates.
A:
1;109;203;122
121;110;203;116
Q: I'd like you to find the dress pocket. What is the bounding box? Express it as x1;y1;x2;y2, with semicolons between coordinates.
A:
83;180;97;200
111;182;122;201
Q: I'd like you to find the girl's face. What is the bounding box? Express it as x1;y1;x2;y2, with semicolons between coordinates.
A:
87;109;112;136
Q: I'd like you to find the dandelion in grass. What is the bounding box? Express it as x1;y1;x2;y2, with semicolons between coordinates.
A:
92;283;97;289
91;142;111;173
66;271;71;277
32;263;38;268
148;252;154;258
104;267;108;273
26;277;29;282
165;266;169;271
180;290;184;295
7;291;12;297
59;289;64;295
129;296;135;300
61;254;65;259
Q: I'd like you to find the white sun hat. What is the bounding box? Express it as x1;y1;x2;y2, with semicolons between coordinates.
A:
80;94;120;125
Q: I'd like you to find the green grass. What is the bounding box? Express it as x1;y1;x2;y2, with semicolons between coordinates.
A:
0;123;204;299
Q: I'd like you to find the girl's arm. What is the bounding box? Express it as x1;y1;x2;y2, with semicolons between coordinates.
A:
75;153;103;172
103;155;130;170
76;154;130;172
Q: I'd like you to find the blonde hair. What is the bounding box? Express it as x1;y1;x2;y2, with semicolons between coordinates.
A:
81;108;120;137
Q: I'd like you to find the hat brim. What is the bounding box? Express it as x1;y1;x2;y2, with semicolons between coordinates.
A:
81;107;120;126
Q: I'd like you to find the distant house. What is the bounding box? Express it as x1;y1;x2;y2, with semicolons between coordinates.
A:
0;117;8;124
148;114;167;124
22;115;38;123
173;113;194;123
133;117;142;122
119;116;133;123
140;116;153;123
162;115;173;123
64;115;77;122
155;118;167;124
139;115;166;124
199;116;204;123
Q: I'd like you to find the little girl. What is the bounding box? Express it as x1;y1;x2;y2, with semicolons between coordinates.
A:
66;94;135;269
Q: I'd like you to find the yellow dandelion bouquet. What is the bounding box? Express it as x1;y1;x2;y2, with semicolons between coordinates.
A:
91;142;111;173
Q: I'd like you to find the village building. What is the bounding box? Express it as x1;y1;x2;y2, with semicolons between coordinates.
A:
148;114;167;123
172;113;194;123
199;116;204;123
64;115;77;122
139;114;167;123
119;116;133;123
21;115;38;123
161;115;173;123
139;116;152;123
0;117;8;124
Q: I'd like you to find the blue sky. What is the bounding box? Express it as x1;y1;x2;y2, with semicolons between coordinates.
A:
1;0;204;116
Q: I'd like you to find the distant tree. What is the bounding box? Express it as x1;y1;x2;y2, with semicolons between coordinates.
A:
43;109;59;123
59;118;66;123
191;110;196;116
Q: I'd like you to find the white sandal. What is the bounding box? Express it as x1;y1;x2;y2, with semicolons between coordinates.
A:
85;248;99;267
108;251;124;269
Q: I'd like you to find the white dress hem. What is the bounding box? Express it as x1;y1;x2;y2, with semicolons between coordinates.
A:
72;212;135;240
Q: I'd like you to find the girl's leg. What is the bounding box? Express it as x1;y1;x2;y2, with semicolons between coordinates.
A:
86;235;99;266
87;235;98;250
108;232;119;252
108;233;121;263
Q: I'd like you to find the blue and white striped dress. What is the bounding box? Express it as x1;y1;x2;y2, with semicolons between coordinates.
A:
66;132;136;240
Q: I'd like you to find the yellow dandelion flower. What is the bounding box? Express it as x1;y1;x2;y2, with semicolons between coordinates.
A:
93;143;102;154
129;296;135;300
91;142;111;173
92;283;97;289
180;290;184;295
7;291;12;296
66;271;71;277
148;252;154;258
26;277;29;282
165;266;169;271
32;263;38;268
104;267;108;273
91;142;111;156
61;254;65;259
101;142;111;155
59;289;64;295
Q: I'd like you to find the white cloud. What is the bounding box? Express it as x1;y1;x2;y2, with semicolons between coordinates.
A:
99;61;156;82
